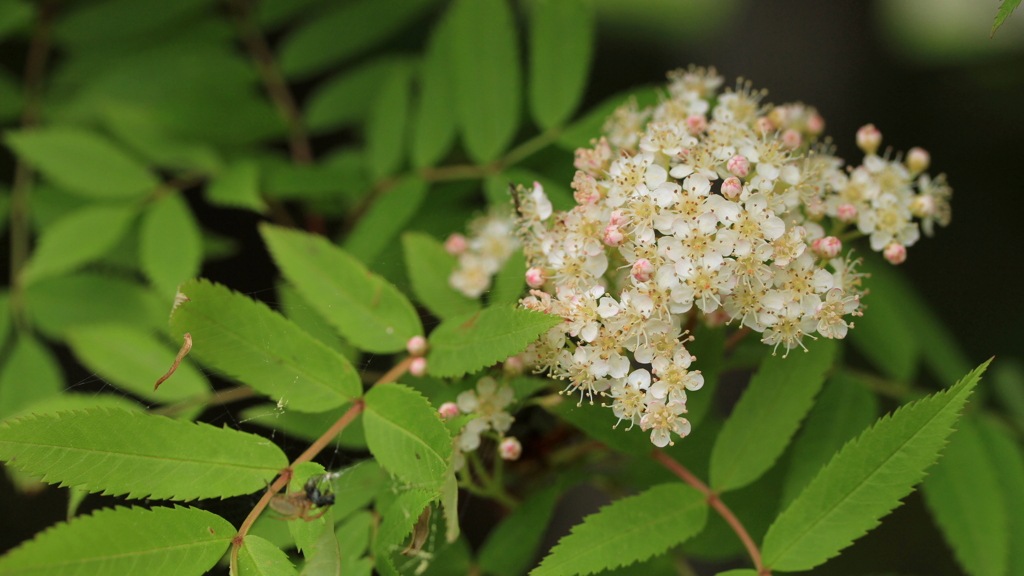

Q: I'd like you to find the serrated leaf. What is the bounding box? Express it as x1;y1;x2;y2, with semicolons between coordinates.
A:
427;305;560;378
532;483;707;576
170;279;362;411
479;486;560;576
363;383;453;491
992;0;1022;36
140;193;202;296
3;392;143;423
239;534;298;576
206;159;266;213
555;87;658;151
528;0;594;129
21;205;137;285
0;407;287;500
278;284;359;362
922;416;1007;576
343;177;428;265
709;338;836;493
402;232;480;320
412;15;457;168
490;249;526;306
450;0;521;164
781;372;878;508
260;224;423;353
373;489;436;576
976;416;1024;576
279;0;438;78
23;272;165;338
0;334;64;421
760;360;991;572
4;127;158;199
0;505;233;576
367;64;413;180
304;56;408;133
64;323;209;403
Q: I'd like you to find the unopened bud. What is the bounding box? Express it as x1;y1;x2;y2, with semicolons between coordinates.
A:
755;117;774;134
603;225;625;246
906;147;930;174
910;194;936;218
727;155;750;178
883;242;907;265
503;356;524;377
438;402;460;420
499;437;522;461
526;267;547;288
444;233;468;255
782;129;802;149
609;209;626;227
631;259;654;282
410;357;428;377
406;335;428;357
721;176;743;199
812;236;842;259
807;112;825;135
686;114;707;134
856;124;882;155
836;203;857;223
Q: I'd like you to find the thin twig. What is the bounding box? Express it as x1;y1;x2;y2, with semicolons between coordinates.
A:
151;386;256;417
652;449;769;576
154;333;192;391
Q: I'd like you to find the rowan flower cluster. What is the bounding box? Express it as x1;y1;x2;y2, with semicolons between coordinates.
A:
447;212;521;299
513;66;952;447
439;377;519;471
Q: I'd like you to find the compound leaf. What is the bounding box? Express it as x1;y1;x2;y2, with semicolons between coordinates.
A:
260;224;422;353
140;193;202;297
401;232;480;320
528;0;594;130
710;338;836;493
427;305;560;378
532;483;707;576
0;407;287;500
363;383;452;492
761;360;990;572
0;505;234;576
21;205;137;286
238;534;298;576
343;177;427;265
479;486;560;576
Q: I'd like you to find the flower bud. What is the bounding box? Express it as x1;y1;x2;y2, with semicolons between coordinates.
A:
883;242;907;265
910;194;936;218
686;114;707;134
609;209;626;226
755;116;774;134
720;176;743;199
836;203;857;223
503;356;524;377
781;129;802;149
631;259;654;282
444;233;468;255
727;154;750;177
406;335;428;357
603;225;625;246
499;437;522;461
906;147;930;174
525;267;547;288
812;236;842;259
807;112;825;135
410;357;428;377
856;124;882;155
438;402;460;420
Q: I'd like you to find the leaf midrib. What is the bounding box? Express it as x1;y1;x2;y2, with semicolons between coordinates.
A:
4;536;230;571
1;438;280;472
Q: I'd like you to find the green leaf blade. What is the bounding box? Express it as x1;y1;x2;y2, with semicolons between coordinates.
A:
304;56;408;134
401;232;480;320
412;15;458;169
992;0;1022;36
373;489;436;576
0;335;64;421
206;159;266;213
239;534;299;576
21;205;136;286
140;194;202;297
366;64;413;180
343;177;428;264
479;486;560;576
528;0;594;129
976;416;1024;576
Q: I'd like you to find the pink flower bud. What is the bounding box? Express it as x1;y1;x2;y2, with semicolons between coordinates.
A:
406;335;428;357
503;356;524;377
755;117;774;134
883;242;907;265
410;357;428;377
609;210;626;226
856;124;882;155
526;267;547;288
807;112;825;135
686;114;707;134
438;402;460;420
631;259;654;282
499;437;522;461
782;129;802;149
836;203;857;223
721;176;743;199
444;233;468;255
603;225;625;246
727;155;750;177
906;147;930;174
812;236;842;259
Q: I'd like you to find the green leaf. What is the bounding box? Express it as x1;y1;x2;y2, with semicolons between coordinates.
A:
257;0;331;29
299;506;341;575
0;505;234;576
262;151;368;204
714;571;758;576
239;534;298;576
760;360;991;572
21;205;137;285
412;16;457;169
170;279;363;411
682;326;724;429
0;407;288;500
304;56;408;134
288;463;330;555
556;87;658;151
0;335;64;421
278;283;359;362
427;305;560;378
206;159;266;213
976;416;1024;576
922;416;1008;576
709;338;836;493
528;0;594;129
363;383;453;491
479;486;560;576
373;489;436;576
140;194;202;296
0;291;10;353
279;0;439;78
240;403;368;451
343;177;428;264
335;510;372;562
781;372;878;508
4;127;158;200
401;232;480;320
100;104;223;175
367;63;413;180
64;323;210;404
0;0;32;42
260;224;423;353
547;395;652;455
3;392;143;423
53;0;212;46
0;68;24;122
23;272;165;338
449;0;521;164
331;461;389;521
490;249;526;305
532;483;707;576
992;0;1021;36
993;359;1024;432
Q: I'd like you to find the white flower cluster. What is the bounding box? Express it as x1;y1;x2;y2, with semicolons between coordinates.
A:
515;66;952;447
440;377;517;471
447;212;521;299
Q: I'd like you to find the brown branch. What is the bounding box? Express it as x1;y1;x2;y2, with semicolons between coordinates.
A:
652;449;769;576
